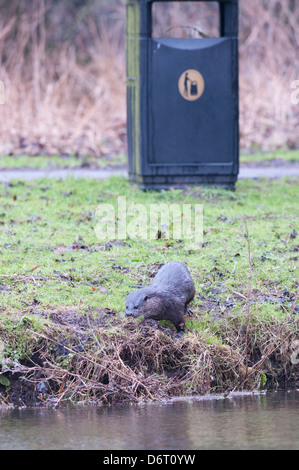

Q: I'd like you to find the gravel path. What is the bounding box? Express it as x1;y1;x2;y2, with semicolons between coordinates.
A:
0;165;299;182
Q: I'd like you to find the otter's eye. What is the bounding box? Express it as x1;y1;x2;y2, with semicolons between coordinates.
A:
134;306;138;309
144;296;148;301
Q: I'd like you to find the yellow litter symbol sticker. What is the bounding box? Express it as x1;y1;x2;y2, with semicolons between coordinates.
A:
178;69;205;101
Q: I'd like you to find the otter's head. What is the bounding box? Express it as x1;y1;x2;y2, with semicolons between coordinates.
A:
125;288;152;318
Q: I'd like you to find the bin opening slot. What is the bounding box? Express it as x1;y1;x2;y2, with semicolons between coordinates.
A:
152;1;220;39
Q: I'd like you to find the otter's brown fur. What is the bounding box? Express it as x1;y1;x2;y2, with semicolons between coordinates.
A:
125;261;195;332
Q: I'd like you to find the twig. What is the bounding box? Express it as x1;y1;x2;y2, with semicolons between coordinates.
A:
232;291;247;300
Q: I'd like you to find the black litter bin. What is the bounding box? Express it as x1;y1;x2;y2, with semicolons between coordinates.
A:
126;0;239;189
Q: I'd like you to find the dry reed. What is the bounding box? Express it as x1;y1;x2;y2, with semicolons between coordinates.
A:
3;322;253;406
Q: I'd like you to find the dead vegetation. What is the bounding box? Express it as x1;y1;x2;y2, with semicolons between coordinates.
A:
0;0;298;157
0;213;298;407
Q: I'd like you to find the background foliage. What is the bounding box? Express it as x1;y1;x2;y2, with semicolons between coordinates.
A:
0;0;298;157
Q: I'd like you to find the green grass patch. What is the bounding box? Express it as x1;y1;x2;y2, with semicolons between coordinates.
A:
240;149;299;164
0;175;298;317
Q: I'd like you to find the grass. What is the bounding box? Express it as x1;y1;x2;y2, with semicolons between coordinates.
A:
1;175;297;311
0;175;298;406
240;150;299;164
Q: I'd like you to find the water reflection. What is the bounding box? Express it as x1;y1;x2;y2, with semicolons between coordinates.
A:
0;391;299;450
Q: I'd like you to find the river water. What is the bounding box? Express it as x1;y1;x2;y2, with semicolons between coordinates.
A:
0;391;298;450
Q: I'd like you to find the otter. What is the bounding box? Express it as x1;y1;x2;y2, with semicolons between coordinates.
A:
125;261;195;333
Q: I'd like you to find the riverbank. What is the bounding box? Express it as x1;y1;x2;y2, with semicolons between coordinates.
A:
0;309;298;408
0;175;298;407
